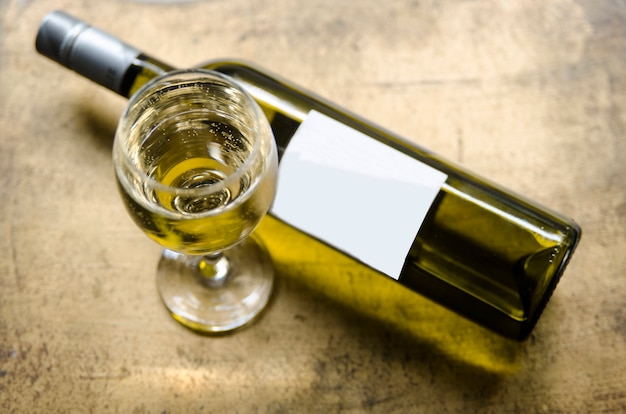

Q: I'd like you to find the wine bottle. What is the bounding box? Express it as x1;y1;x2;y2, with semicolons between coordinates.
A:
35;10;581;340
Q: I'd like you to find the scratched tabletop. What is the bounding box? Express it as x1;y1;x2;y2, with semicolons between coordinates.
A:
1;0;624;412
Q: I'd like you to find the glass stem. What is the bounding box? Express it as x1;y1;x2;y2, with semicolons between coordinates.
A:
197;253;231;287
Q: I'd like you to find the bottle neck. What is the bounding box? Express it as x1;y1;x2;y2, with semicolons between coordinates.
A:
118;54;175;98
36;11;175;98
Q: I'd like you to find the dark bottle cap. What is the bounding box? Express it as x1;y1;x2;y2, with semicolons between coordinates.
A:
36;10;140;92
36;10;89;67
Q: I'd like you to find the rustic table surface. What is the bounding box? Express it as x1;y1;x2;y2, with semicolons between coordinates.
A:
1;0;624;412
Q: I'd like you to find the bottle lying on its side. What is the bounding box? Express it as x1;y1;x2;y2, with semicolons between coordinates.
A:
35;10;581;340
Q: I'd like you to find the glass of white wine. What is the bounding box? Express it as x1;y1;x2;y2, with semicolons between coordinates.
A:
113;69;278;333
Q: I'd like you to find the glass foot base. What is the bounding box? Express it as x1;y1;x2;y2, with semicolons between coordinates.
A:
156;235;274;333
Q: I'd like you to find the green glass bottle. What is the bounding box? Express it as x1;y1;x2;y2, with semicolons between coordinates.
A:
36;10;581;340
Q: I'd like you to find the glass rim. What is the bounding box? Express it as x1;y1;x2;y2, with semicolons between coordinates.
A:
114;68;268;199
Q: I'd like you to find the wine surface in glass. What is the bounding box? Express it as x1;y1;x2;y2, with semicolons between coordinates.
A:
117;112;276;255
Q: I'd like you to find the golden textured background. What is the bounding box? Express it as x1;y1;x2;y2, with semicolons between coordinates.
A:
1;0;624;412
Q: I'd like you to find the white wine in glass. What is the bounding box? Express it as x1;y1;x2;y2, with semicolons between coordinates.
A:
113;69;278;333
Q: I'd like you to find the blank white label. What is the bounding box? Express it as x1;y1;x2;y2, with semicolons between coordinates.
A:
271;110;447;280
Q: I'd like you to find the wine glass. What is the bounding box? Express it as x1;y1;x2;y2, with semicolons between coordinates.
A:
113;69;278;333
